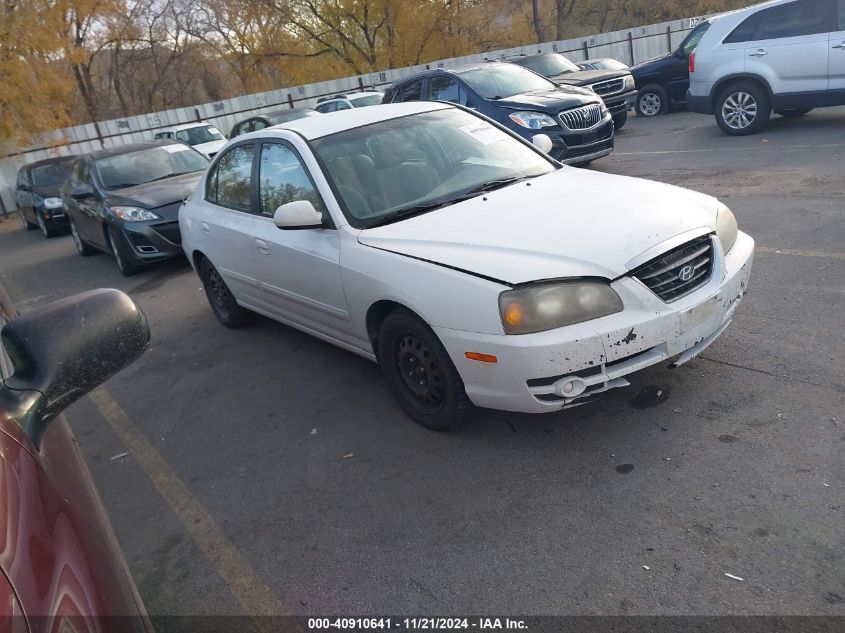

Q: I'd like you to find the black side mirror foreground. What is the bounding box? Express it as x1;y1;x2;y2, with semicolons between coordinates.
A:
0;289;150;448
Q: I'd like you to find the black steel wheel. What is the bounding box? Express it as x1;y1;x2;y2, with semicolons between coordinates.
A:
377;310;469;430
200;257;250;328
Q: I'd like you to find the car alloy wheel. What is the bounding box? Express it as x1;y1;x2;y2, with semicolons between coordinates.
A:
639;93;661;116
377;310;469;431
721;91;757;130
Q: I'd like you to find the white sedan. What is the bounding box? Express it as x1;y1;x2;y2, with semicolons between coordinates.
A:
179;102;753;430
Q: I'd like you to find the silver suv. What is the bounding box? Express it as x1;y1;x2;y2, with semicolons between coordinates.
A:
687;0;845;135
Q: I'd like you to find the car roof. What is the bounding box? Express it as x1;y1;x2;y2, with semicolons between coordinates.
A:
166;122;216;132
244;101;450;141
390;61;506;86
84;140;184;160
23;155;77;170
257;107;316;119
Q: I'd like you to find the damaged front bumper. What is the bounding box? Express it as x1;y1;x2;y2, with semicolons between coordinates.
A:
435;231;754;414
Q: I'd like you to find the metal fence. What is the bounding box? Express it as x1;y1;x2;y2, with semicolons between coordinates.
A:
0;15;703;215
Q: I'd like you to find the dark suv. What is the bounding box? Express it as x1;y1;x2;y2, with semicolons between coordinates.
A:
508;53;637;129
630;20;713;117
61;140;209;276
14;156;76;238
383;62;614;165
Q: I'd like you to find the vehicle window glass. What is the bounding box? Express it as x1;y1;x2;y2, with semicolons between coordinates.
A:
392;81;422;102
267;109;321;125
71;161;93;188
516;54;580;77
839;0;845;28
428;77;470;106
349;94;382;107
681;20;711;55
207;144;255;211
174;125;224;146
17;169;29;187
459;64;555;99
756;0;830;40
316;101;337;113
724;13;764;43
31;162;71;187
311;108;555;228
95;145;208;190
253;119;267;131
335;101;352;110
258;143;323;217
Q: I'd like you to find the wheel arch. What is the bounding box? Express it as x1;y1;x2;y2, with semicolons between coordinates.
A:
710;74;773;110
366;299;424;357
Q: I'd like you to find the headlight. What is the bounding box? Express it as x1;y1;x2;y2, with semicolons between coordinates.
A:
716;204;738;254
624;75;635;90
499;281;623;335
508;111;557;130
110;206;161;222
43;197;63;209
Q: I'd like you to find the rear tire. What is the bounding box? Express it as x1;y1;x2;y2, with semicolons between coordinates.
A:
377;309;469;431
637;85;667;117
776;108;812;118
200;257;250;328
108;226;141;276
70;218;96;256
612;111;628;130
715;82;770;136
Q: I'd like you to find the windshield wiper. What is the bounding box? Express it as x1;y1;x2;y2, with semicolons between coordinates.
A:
462;175;537;195
148;172;183;182
107;182;140;189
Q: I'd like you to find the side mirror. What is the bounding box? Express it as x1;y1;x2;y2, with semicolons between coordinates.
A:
0;289;150;448
71;186;94;201
273;200;323;230
532;134;554;155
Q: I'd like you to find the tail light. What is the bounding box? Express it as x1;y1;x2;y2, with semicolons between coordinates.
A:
689;52;696;73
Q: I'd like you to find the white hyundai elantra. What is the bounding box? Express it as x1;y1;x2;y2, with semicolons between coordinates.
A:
179;102;753;430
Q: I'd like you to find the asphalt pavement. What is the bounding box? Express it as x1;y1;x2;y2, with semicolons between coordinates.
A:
1;108;843;623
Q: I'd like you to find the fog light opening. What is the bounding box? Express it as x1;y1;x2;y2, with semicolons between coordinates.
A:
555;376;587;398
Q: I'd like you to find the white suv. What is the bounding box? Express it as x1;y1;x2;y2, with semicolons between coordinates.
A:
314;90;384;113
687;0;845;135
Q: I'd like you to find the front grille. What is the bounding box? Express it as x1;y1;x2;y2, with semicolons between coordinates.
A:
559;104;603;130
631;235;714;302
151;221;182;245
591;78;625;97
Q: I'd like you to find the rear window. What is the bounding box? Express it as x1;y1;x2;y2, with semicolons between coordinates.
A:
680;20;711;55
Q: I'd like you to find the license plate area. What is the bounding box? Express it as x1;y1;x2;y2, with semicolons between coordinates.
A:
679;293;723;333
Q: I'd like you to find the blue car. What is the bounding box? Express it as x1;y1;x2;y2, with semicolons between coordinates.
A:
383;62;614;165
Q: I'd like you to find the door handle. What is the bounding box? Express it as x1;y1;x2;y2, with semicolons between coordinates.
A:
833;42;845;50
255;238;270;255
200;221;210;234
748;49;767;57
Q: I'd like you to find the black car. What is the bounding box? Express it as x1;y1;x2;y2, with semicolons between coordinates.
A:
14;156;76;238
508;53;637;129
630;19;712;117
383;62;614;165
61;140;209;276
229;107;321;138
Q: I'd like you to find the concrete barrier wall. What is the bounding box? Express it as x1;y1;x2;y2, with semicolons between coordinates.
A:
0;16;704;215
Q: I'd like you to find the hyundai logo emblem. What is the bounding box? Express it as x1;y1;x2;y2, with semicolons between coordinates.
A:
678;265;695;282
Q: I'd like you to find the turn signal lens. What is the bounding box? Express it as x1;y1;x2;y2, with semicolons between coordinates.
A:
465;352;498;363
503;302;526;327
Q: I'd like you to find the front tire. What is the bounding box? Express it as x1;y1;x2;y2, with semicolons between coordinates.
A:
377;310;469;431
715;82;770;136
612;111;628;130
200;257;250;328
20;211;37;231
108;226;141;276
637;85;667;117
36;212;54;238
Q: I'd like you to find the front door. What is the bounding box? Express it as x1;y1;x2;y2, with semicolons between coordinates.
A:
829;0;845;94
250;141;351;338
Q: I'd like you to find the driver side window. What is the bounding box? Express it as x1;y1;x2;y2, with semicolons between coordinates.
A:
258;143;324;218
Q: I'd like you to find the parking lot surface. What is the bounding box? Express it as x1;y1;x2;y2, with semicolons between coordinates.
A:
1;109;843;622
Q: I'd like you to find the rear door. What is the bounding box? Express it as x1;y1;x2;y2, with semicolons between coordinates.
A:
14;168;32;219
742;0;831;96
830;0;845;95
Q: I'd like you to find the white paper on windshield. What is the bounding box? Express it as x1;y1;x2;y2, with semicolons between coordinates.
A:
460;122;505;145
163;144;189;153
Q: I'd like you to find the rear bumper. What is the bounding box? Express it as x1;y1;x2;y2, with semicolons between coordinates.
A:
434;232;754;414
686;91;714;115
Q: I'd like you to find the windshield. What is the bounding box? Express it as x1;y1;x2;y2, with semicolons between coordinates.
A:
95;145;209;190
31;162;71;187
680;21;711;56
174;125;225;146
312;108;556;229
350;94;383;107
459;64;556;99
516;54;580;77
267;109;321;125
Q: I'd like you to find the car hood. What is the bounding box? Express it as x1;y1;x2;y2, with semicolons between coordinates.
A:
358;169;718;285
552;69;629;86
192;139;227;157
105;171;203;209
494;87;598;111
631;53;673;71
